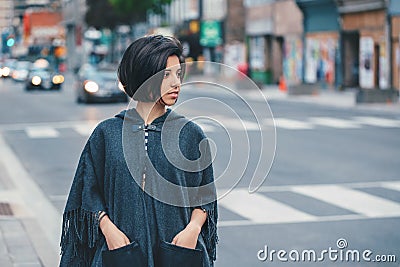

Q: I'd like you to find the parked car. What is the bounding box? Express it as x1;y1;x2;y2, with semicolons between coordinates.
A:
25;59;64;91
0;58;17;78
11;60;32;82
75;64;128;103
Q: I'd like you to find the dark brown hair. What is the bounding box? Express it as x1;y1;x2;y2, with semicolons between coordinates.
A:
118;35;185;102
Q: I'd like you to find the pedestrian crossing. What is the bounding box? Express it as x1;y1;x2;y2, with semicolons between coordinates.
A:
218;180;400;227
1;115;398;139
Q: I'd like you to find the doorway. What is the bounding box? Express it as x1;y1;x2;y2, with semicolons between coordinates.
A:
341;31;360;88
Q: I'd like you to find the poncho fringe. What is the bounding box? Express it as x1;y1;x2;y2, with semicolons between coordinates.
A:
202;207;219;262
60;208;101;267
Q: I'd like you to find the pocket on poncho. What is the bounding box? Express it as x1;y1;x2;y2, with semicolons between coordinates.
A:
156;240;203;267
102;241;145;267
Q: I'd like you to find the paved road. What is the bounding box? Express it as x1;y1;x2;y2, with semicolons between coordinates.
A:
0;75;399;266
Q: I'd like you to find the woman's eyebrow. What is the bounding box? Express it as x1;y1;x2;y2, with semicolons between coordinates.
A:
165;67;181;71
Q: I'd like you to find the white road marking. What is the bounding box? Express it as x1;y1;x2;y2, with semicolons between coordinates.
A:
73;124;96;136
223;119;261;131
292;185;400;218
0;120;99;131
272;118;314;130
196;122;217;132
218;180;400;226
218;189;316;224
353;116;400;128
25;126;60;138
308;117;361;129
380;181;400;192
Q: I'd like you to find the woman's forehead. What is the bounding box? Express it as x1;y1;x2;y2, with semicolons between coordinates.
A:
166;55;181;69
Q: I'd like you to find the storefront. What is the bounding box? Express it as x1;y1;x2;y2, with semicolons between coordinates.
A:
339;1;389;89
296;0;340;87
246;0;303;85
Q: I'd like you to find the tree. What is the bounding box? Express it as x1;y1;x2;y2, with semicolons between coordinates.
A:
85;0;173;29
85;0;129;29
108;0;173;23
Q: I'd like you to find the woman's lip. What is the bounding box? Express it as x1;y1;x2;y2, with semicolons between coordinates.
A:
167;92;179;97
167;92;179;99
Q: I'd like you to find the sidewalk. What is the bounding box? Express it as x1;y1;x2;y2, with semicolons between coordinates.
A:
186;74;400;115
259;85;400;115
0;135;60;267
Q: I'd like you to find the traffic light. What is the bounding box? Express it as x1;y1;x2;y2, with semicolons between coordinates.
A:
6;36;15;47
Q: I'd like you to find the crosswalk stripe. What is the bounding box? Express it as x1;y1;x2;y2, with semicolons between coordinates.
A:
292;185;400;218
25;127;60;138
272;118;314;130
223;119;261;131
218;189;316;224
380;181;400;192
73;124;96;136
353;116;400;128
308;117;361;129
196;122;217;132
198;119;261;131
8;115;400;139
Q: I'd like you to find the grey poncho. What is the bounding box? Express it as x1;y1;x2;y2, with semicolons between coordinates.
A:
60;108;218;266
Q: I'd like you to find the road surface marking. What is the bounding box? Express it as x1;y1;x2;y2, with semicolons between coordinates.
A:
73;124;96;136
218;181;400;226
292;185;400;218
353;116;400;128
0;120;99;131
25;126;60;138
308;117;361;129
380;181;400;192
222;119;261;131
218;188;316;224
196;122;217;132
272;118;314;130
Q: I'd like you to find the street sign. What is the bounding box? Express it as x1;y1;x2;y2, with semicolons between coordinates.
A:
200;21;222;47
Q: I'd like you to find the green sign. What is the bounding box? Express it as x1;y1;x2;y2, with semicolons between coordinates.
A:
200;21;222;47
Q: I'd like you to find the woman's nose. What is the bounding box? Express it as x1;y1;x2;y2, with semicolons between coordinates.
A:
171;74;181;87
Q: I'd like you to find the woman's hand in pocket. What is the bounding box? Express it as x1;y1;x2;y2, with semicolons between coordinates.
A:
171;222;201;249
100;215;130;250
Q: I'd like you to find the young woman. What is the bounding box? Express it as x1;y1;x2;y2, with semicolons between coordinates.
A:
60;35;218;267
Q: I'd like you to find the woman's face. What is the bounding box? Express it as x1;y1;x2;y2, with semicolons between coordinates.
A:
160;55;182;106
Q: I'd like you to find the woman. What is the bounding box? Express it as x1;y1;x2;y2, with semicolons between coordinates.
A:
60;35;218;267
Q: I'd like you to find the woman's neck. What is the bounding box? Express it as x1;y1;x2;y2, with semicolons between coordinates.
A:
136;101;166;125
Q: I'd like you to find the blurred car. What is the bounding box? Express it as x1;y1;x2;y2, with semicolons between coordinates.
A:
0;58;17;78
25;59;64;91
75;64;128;103
11;60;32;82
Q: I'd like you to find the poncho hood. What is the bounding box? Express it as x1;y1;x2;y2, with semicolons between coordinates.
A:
115;108;185;126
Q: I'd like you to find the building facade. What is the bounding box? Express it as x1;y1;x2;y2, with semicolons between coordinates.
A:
389;0;400;90
245;0;303;85
336;0;389;89
296;0;340;88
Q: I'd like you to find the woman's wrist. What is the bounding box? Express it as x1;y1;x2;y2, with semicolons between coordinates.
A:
186;221;202;235
99;214;112;234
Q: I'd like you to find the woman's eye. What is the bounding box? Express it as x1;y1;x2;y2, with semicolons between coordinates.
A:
177;71;182;78
164;72;170;78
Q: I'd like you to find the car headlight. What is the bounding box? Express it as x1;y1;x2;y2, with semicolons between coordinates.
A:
84;81;99;93
52;75;64;84
32;76;41;85
2;67;10;77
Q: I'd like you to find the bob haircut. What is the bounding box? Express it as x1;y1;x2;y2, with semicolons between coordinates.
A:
118;35;185;102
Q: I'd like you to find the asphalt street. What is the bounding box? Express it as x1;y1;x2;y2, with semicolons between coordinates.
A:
0;74;399;266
